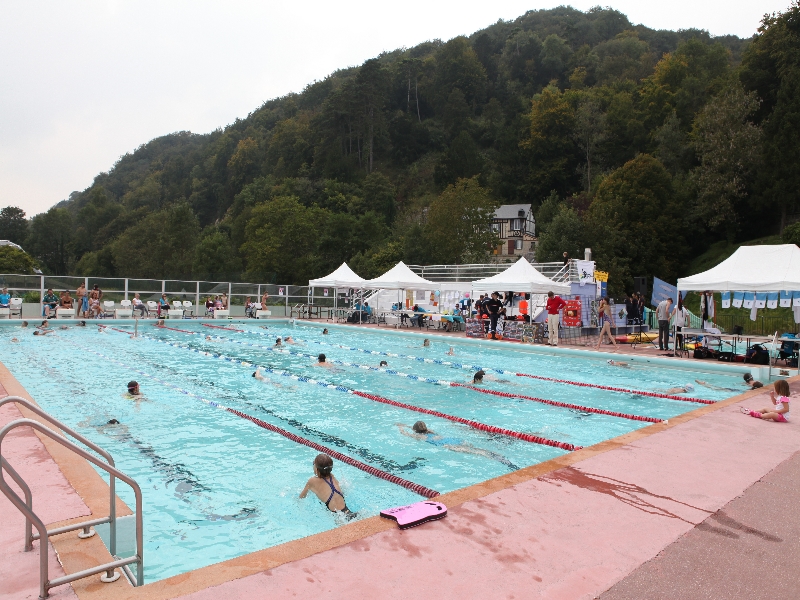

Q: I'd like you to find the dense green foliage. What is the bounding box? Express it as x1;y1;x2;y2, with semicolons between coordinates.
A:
6;4;800;295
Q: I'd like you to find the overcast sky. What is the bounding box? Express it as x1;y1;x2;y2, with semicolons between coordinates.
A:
0;1;787;217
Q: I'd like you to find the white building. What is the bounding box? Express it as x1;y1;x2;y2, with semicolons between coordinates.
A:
491;204;536;259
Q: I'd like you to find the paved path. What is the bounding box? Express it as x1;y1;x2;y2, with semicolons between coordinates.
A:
600;449;800;600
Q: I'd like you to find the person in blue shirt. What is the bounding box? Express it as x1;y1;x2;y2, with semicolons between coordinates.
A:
363;301;372;316
410;304;427;327
0;288;10;308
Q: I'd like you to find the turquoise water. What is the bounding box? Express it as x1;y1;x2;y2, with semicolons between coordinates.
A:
0;321;746;582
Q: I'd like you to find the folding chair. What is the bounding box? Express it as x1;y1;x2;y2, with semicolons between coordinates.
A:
9;297;23;319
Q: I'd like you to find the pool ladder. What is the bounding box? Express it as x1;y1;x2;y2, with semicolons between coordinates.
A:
0;395;144;598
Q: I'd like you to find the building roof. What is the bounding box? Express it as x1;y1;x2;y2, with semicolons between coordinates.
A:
493;204;532;220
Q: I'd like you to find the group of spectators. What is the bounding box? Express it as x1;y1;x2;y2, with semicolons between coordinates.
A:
242;292;269;318
41;283;104;318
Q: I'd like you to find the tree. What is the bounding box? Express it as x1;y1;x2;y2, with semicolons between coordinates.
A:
740;3;800;232
586;154;683;295
0;245;39;274
691;81;762;241
535;205;586;262
571;96;608;192
434;131;484;188
361;172;397;223
26;207;74;274
424;177;499;263
0;206;28;245
192;228;244;280
110;203;200;279
522;84;579;199
240;196;326;283
535;190;562;236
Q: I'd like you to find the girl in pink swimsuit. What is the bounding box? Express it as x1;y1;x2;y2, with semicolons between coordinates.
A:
741;379;791;422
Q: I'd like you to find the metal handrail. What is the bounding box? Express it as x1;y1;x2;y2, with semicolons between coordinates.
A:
0;395;117;555
0;419;144;597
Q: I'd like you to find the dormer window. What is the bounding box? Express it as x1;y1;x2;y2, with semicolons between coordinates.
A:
511;218;522;231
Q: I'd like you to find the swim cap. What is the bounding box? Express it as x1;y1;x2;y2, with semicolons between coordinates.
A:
684;384;694;392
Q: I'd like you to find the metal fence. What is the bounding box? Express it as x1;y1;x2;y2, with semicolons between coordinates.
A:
407;261;574;282
0;274;318;318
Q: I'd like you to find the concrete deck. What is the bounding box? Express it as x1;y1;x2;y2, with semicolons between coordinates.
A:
1;325;798;600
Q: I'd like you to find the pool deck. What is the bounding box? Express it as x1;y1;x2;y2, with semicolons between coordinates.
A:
2;323;799;599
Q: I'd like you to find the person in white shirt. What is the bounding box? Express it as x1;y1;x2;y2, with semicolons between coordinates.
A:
656;297;673;351
132;293;148;317
670;295;688;353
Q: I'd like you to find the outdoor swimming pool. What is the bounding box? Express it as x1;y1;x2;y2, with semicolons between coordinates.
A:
1;320;748;583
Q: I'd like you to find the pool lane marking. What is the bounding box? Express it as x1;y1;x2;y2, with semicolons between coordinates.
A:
232;328;716;405
198;333;664;424
67;336;440;499
138;334;580;452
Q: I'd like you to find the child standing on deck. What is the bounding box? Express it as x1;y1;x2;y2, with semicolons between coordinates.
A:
741;379;791;422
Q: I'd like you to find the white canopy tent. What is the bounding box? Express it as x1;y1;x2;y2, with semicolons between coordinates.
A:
362;261;436;290
308;262;366;288
677;245;800;292
307;262;366;320
471;257;570;296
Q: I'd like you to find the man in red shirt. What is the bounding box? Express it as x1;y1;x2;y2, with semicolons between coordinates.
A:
545;291;567;346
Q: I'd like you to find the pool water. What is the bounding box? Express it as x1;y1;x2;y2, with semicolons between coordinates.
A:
1;321;746;582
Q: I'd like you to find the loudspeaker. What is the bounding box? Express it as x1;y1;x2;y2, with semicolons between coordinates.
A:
634;277;648;296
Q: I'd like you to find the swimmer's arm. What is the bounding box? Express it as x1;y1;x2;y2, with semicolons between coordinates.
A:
299;478;313;498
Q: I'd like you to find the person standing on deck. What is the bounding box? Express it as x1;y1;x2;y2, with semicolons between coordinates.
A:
485;292;503;340
656;297;673;351
545;291;566;346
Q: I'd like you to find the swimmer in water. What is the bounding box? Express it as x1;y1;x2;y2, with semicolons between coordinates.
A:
314;353;333;368
744;373;764;389
299;453;356;519
423;339;430;347
285;336;298;344
446;347;455;356
155;319;165;327
275;337;283;347
21;321;28;327
322;328;329;335
252;367;295;390
11;337;19;342
77;320;86;327
397;422;518;470
471;369;510;385
607;359;629;367
695;379;737;392
124;381;144;399
379;360;388;367
659;384;695;394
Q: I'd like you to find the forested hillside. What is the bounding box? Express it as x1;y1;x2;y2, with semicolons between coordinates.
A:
3;4;799;294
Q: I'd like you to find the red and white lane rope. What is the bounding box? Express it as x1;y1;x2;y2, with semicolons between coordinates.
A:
69;335;440;498
232;328;716;405
195;331;664;424
136;333;581;452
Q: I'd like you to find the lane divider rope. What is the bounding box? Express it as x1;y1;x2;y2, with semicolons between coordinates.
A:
197;332;663;424
230;327;716;404
136;333;580;451
72;334;439;498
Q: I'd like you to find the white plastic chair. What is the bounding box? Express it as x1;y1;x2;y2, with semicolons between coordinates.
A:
116;299;133;319
214;309;230;319
146;301;158;315
9;298;22;319
56;307;76;319
182;300;194;317
102;301;115;318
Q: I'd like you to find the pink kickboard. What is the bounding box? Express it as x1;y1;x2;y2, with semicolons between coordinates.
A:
380;501;447;529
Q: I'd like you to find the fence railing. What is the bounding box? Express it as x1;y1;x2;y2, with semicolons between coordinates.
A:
406;261;576;282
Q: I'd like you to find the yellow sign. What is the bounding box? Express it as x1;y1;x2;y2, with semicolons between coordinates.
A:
594;270;609;282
